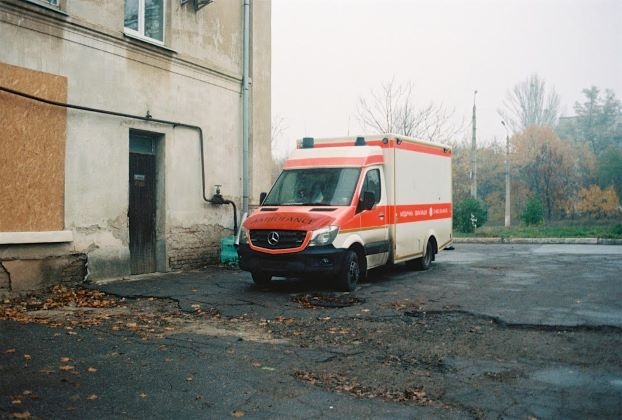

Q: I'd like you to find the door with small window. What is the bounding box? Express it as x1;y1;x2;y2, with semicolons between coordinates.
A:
129;132;157;274
357;168;389;269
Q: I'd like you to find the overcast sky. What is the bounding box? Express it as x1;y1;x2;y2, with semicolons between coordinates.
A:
271;0;622;158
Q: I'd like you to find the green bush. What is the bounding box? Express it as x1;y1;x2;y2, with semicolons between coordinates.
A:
521;197;544;225
453;197;488;233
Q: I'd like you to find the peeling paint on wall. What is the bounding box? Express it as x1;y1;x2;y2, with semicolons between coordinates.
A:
0;254;87;295
167;224;227;270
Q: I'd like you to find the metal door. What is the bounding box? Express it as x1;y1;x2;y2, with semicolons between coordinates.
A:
129;152;156;274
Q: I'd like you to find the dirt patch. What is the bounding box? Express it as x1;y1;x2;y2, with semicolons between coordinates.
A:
0;284;280;343
292;293;365;308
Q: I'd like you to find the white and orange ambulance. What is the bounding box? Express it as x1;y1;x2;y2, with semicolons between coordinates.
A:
237;134;453;291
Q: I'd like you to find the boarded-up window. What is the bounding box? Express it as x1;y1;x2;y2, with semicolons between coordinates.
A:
0;62;67;232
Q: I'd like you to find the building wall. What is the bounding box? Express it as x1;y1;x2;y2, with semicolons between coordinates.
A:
0;0;272;292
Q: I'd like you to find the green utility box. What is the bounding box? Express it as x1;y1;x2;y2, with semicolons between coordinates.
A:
220;235;238;265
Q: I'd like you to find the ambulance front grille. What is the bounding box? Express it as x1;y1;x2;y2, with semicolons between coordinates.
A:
250;230;307;250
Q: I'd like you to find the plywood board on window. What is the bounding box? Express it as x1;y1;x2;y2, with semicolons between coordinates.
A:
0;62;67;232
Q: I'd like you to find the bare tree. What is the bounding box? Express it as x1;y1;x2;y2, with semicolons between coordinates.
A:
498;74;561;132
271;115;290;166
356;79;461;143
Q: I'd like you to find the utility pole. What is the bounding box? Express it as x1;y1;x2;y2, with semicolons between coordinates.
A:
470;90;478;199
501;120;511;227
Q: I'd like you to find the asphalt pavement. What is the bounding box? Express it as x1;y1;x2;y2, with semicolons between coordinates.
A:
1;243;621;419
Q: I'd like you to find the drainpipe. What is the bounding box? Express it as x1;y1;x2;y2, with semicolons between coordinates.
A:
242;0;250;215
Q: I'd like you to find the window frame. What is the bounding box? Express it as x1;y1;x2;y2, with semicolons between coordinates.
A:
361;168;382;204
124;0;166;47
23;0;66;14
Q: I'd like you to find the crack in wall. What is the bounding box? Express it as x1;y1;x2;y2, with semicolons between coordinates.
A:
0;262;11;291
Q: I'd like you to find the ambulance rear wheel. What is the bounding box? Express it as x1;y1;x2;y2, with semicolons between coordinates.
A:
336;250;360;292
251;272;272;286
412;241;434;271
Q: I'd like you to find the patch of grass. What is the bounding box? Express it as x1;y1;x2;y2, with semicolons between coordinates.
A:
456;220;622;239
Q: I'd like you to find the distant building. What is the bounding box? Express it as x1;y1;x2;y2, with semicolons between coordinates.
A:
0;0;272;293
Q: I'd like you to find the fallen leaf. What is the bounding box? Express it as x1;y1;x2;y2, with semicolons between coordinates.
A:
231;410;245;417
22;390;32;396
60;357;71;363
11;412;31;419
139;392;148;399
87;367;97;373
69;395;80;401
11;399;22;405
86;394;98;401
23;355;31;361
5;348;16;354
186;376;193;382
59;365;75;371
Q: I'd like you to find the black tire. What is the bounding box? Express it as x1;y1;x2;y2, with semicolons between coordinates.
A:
336;250;360;292
412;240;434;271
251;272;272;286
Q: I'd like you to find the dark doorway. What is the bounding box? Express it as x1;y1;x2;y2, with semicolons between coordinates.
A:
129;132;157;274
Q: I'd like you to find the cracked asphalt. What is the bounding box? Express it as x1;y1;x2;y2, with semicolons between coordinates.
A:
1;243;621;419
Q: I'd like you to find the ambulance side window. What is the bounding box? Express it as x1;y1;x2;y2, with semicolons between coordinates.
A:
361;169;381;204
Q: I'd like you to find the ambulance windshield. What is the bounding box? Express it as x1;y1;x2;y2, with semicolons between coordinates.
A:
262;168;361;206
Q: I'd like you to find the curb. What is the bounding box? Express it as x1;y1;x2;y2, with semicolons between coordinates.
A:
453;237;622;245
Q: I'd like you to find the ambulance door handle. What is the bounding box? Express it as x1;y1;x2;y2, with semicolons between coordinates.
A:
378;213;385;219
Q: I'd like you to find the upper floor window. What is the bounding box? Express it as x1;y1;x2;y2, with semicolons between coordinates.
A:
26;0;61;10
124;0;165;45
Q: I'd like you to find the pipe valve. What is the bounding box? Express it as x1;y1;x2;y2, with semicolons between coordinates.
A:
210;185;225;204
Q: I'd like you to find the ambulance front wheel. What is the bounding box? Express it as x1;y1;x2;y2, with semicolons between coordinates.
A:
251;272;272;286
336;250;360;292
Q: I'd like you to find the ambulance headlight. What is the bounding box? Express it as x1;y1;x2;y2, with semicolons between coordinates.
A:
237;226;249;245
309;225;339;246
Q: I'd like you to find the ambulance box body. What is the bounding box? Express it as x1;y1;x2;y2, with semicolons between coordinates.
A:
237;134;453;291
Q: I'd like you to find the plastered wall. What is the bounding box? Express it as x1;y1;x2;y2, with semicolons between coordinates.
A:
0;62;67;232
0;0;271;282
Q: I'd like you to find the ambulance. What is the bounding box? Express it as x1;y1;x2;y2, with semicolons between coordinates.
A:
236;134;452;291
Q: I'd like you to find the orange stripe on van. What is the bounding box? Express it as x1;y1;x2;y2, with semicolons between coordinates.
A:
283;155;384;169
339;203;451;230
392;203;452;223
306;138;451;157
366;139;452;157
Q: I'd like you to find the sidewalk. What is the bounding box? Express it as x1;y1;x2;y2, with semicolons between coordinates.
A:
454;236;622;245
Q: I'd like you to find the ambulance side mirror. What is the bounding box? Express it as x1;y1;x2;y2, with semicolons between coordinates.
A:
357;191;376;213
259;192;267;205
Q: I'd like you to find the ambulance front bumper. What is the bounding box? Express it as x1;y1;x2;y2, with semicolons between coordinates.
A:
237;244;348;277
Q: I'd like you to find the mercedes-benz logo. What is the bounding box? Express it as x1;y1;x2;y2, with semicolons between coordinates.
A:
267;231;280;246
